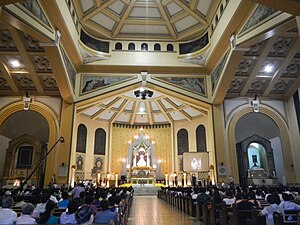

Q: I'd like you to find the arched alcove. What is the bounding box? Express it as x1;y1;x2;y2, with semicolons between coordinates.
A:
226;106;296;185
0;102;58;186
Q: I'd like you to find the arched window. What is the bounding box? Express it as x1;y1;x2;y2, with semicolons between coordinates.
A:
167;44;174;51
141;43;148;51
196;125;207;152
115;42;122;50
128;43;135;50
154;43;161;51
76;124;87;153
177;129;189;155
94;128;106;155
215;15;219;24
220;4;224;15
17;145;33;168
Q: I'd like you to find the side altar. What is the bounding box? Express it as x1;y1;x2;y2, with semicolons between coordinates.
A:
122;130;162;186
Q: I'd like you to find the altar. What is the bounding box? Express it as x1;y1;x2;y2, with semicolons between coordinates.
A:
124;130;162;185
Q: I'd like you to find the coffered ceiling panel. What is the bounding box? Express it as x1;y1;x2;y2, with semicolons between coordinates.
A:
76;0;217;41
226;24;300;99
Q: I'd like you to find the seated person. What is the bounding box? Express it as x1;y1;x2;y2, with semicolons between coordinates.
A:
75;205;94;225
38;201;58;224
0;197;17;224
222;189;235;206
32;193;50;218
259;194;283;225
60;200;79;224
279;193;300;210
94;200;118;225
58;191;69;209
16;203;37;224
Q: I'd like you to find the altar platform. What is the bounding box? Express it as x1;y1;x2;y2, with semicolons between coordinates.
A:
132;184;161;196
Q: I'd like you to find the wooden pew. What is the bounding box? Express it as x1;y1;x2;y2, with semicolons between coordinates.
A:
230;204;266;225
273;210;300;224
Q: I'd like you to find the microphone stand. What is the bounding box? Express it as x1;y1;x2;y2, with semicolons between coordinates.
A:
18;137;65;192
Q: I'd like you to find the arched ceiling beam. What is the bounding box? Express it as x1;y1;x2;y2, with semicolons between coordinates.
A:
155;0;177;39
145;101;154;125
81;0;117;22
154;99;173;123
112;0;136;38
240;37;277;96
173;0;208;25
110;99;130;123
130;100;139;125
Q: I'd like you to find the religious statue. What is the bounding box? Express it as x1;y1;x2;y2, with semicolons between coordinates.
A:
137;154;147;167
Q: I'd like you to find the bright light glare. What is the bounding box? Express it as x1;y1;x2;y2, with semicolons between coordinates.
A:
11;60;20;68
264;64;274;73
139;107;145;112
139;87;145;92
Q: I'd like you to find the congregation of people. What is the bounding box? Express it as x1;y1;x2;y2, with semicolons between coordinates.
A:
0;184;133;225
159;184;300;225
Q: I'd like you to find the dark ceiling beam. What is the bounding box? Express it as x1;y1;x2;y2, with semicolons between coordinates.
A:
249;0;300;16
0;0;24;6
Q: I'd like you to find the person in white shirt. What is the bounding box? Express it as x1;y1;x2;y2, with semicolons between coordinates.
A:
260;194;284;225
0;197;17;224
223;189;235;206
16;203;37;224
279;193;300;210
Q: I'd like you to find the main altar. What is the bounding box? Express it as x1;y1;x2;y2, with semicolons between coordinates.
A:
124;129;162;186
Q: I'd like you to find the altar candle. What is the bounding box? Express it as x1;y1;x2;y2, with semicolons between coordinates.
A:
183;173;187;187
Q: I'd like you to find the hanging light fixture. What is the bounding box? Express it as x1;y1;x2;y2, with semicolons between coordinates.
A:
134;71;153;100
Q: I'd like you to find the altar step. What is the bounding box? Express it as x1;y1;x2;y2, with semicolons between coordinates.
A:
132;186;160;196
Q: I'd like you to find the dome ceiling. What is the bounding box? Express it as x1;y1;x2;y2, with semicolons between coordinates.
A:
74;0;217;41
77;87;206;125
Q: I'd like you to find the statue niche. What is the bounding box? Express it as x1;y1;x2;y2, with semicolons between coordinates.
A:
127;130;161;185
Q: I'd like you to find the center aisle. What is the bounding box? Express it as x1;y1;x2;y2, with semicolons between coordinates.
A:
126;196;201;225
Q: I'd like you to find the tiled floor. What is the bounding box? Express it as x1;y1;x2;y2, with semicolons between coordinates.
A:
127;196;202;225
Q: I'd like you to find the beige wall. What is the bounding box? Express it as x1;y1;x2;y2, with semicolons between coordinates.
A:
70;114;110;181
110;125;172;175
285;90;300;183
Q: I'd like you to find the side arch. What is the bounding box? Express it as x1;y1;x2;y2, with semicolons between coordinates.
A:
0;101;60;183
226;105;296;184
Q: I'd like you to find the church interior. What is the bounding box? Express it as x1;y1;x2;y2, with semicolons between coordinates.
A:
0;0;299;191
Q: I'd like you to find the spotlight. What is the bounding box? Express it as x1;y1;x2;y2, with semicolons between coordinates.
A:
251;94;259;113
134;88;154;100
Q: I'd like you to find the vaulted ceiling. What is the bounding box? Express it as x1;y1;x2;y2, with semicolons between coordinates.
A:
0;0;299;125
74;0;218;41
77;87;207;124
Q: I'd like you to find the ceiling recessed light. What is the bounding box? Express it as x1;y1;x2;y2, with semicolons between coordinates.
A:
139;107;145;113
264;64;274;73
11;60;20;68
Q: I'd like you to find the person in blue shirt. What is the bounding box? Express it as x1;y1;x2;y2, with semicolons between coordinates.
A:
58;191;69;209
94;200;118;225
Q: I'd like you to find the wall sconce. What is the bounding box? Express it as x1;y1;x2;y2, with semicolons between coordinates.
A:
23;92;32;110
